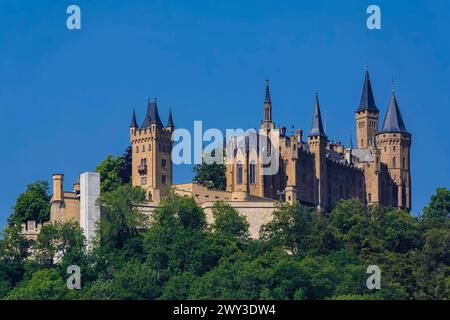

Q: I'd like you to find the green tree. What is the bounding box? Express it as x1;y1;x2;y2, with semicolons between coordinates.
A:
96;185;147;260
210;201;249;241
0;225;30;292
6;269;68;300
193;162;226;190
422;187;450;228
33;222;86;269
96;155;126;193
8;181;50;224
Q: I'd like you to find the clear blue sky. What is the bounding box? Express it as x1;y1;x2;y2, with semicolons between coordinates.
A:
1;0;449;227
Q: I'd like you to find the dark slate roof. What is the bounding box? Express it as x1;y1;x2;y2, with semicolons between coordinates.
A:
167;109;174;127
264;79;271;103
308;93;327;137
356;68;379;112
379;91;408;134
130;109;138;128
141;99;163;128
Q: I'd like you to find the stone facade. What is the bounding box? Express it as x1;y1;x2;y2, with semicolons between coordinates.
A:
224;69;412;212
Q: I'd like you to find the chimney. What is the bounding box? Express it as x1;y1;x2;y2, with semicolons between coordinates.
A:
52;174;64;202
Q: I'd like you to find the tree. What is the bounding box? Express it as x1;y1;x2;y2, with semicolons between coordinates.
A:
6;269;68;300
96;154;128;193
210;201;249;241
422;187;450;228
260;202;312;254
193;162;226;190
0;225;30;290
8;181;50;224
96;185;147;256
33;222;86;269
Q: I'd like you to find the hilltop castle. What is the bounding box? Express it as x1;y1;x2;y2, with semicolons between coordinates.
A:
23;68;412;241
129;68;412;214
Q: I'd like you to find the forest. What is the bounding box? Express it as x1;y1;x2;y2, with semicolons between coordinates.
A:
0;156;449;300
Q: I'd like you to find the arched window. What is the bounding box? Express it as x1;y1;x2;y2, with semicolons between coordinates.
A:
237;162;243;184
249;162;256;184
136;146;139;153
142;145;145;152
393;157;397;168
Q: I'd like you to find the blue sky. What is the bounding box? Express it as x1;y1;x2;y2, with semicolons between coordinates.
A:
1;0;449;227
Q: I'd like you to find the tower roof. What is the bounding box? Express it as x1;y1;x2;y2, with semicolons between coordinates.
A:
130;109;138;128
356;68;378;112
167;108;174;127
379;87;408;134
141;98;163;128
308;93;327;138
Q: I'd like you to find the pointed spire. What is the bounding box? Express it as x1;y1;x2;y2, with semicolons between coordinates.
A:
379;84;408;134
356;67;378;112
130;108;138;128
140;98;163;128
264;78;271;103
263;79;272;126
309;93;327;138
167;108;174;128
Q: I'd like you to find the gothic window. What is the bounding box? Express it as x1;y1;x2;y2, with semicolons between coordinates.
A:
393;157;397;168
136;146;139;153
162;175;166;184
149;144;152;151
249;162;256;184
403;158;406;169
162;159;167;168
237;161;243;184
142;145;145;152
393;146;396;152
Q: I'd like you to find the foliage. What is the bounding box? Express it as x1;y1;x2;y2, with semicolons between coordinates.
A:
1;186;449;300
193;162;226;190
96;151;131;193
8;181;50;224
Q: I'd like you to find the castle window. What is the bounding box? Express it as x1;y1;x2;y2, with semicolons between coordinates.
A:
162;159;167;168
142;145;145;152
237;162;243;184
249;162;256;184
393;146;396;152
393;157;397;168
162;175;166;184
403;158;406;169
361;139;363;146
136;146;139;153
149;144;152;151
384;146;387;152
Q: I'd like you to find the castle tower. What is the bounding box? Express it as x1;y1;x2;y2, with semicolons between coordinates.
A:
261;79;275;130
376;84;411;210
308;93;328;211
130;99;174;202
356;67;379;149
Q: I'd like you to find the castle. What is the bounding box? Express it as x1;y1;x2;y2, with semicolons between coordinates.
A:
130;68;411;214
23;67;412;240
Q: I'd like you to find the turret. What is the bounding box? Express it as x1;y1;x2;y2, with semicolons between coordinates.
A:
130;109;138;135
355;67;380;148
376;82;411;210
166;108;174;133
308;93;328;210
